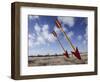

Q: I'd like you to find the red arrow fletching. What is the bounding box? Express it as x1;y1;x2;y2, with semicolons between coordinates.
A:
71;47;81;60
55;19;62;28
63;50;69;58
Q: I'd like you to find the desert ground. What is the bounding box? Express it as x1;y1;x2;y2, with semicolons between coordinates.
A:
28;54;87;66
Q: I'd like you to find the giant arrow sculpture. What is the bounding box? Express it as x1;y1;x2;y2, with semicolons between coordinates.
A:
52;31;69;58
55;19;81;60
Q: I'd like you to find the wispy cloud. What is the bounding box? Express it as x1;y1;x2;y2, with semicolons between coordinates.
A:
77;35;82;41
28;15;87;55
57;16;75;40
58;16;75;27
54;26;60;34
28;23;56;48
29;15;39;20
67;31;74;39
42;24;56;42
54;25;67;35
28;33;36;47
34;23;41;33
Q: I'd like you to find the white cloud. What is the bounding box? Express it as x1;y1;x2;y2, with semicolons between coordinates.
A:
77;35;82;41
29;23;56;48
29;15;39;20
28;33;36;47
42;24;56;42
67;31;74;39
29;34;35;40
58;16;75;27
34;23;41;34
42;24;48;31
47;34;56;42
54;25;67;35
29;38;33;47
36;35;46;45
54;26;61;35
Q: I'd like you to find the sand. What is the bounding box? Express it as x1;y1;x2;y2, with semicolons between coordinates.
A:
28;54;87;66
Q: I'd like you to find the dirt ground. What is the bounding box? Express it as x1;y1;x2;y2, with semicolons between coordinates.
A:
28;54;88;66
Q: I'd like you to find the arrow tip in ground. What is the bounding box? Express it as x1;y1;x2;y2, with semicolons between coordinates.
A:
63;50;69;58
71;47;81;60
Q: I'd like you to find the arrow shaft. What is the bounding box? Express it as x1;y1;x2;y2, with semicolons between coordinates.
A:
60;27;76;51
52;31;66;53
56;37;66;52
55;19;81;59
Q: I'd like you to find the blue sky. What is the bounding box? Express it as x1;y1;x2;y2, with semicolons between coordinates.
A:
28;15;88;56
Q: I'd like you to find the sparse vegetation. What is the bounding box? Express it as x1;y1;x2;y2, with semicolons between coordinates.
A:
28;53;88;66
